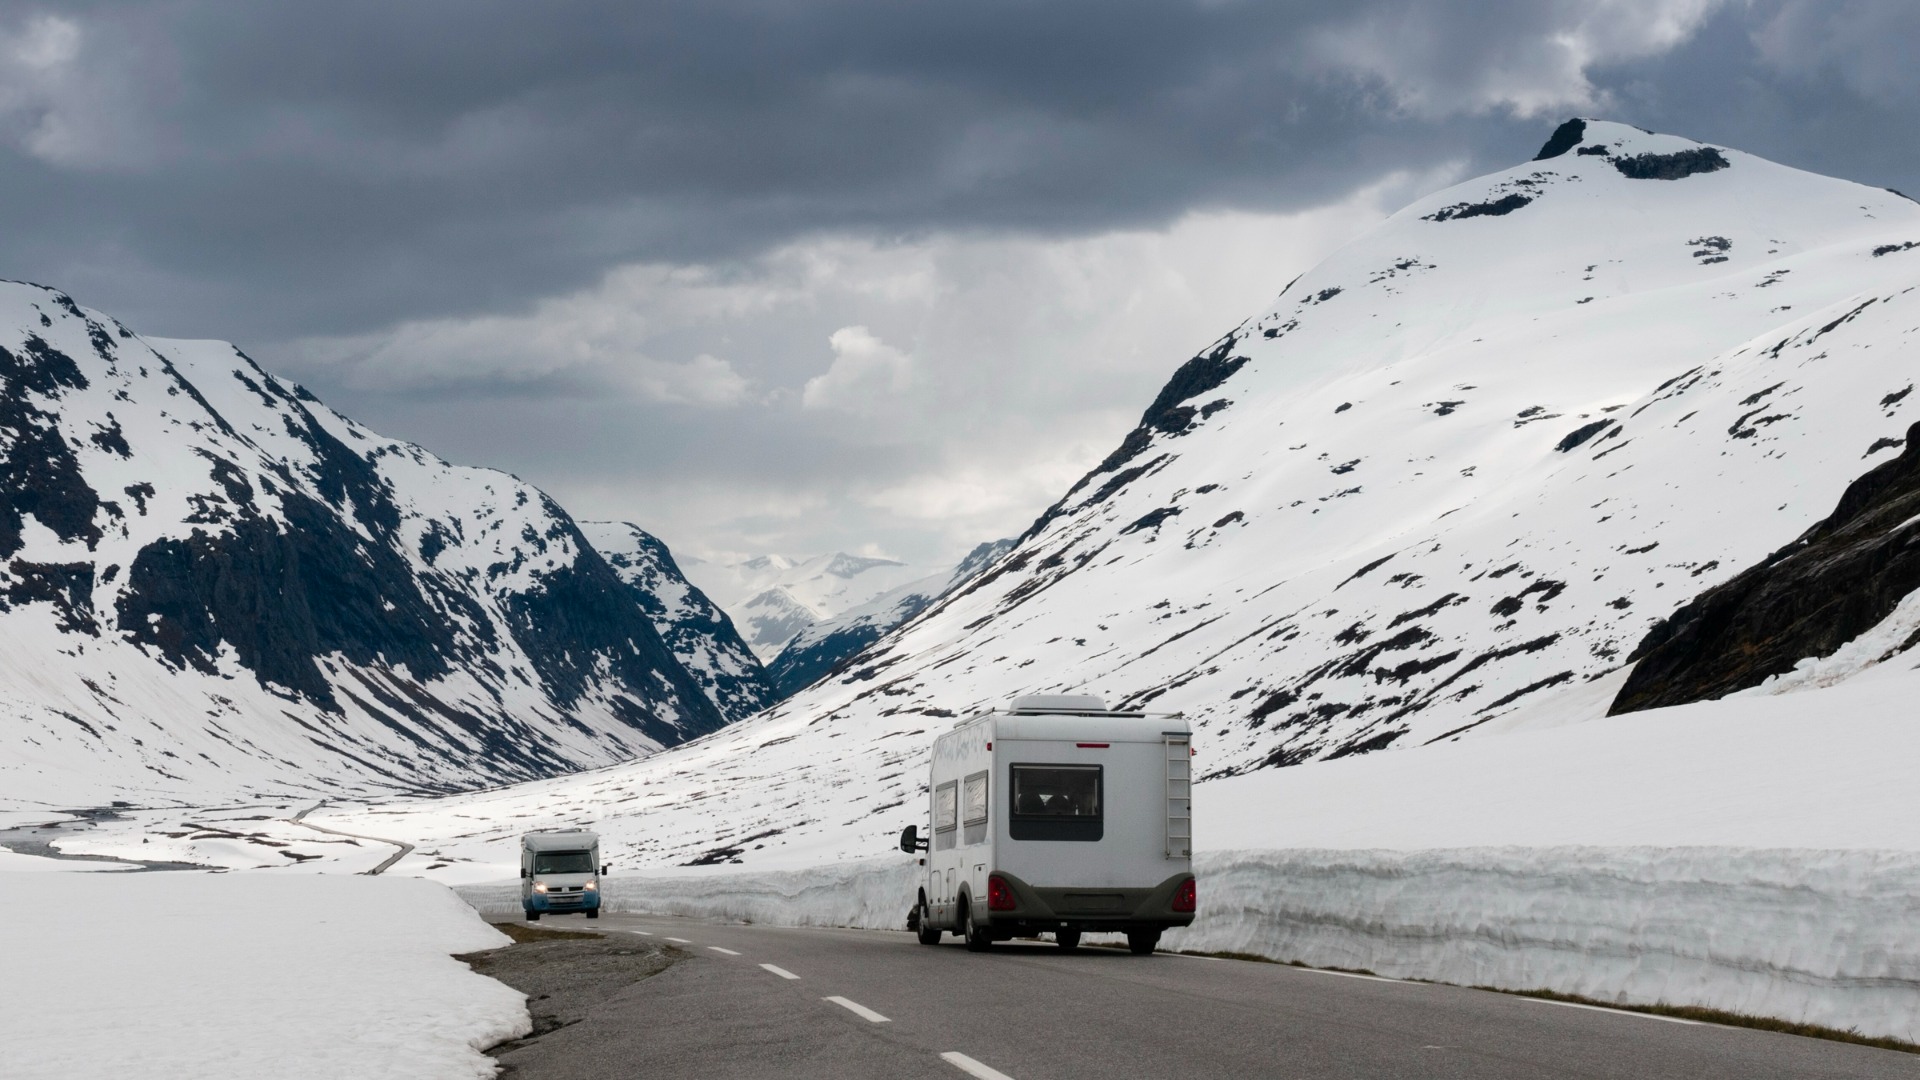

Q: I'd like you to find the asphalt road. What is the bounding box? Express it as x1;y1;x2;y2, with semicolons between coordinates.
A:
491;912;1918;1080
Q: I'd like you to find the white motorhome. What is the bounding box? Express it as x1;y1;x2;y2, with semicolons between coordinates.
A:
520;830;606;921
899;695;1195;954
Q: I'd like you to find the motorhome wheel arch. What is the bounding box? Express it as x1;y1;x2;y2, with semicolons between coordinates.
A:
899;695;1194;954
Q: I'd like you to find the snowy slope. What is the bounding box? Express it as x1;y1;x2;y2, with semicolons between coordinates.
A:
580;521;773;721
680;551;930;658
0;282;729;808
310;119;1920;870
764;539;1014;698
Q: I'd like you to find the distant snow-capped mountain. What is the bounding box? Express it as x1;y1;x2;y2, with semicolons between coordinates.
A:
678;550;929;658
315;119;1920;870
0;282;735;807
764;539;1014;698
579;521;773;722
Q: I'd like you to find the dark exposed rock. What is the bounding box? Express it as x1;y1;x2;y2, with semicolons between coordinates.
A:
1533;118;1587;160
1555;419;1615;452
1424;193;1533;222
1613;421;1920;714
1613;147;1730;181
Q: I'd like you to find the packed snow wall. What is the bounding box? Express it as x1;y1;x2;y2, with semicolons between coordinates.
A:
463;847;1920;1042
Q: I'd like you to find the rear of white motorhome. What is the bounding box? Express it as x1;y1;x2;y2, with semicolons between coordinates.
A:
900;695;1194;953
521;830;606;921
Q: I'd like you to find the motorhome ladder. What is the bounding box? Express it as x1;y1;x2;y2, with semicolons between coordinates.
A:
1164;733;1191;859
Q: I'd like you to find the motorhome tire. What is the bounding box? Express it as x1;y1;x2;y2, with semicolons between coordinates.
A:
916;906;942;946
1056;930;1081;951
1127;930;1159;955
526;911;541;922
962;904;992;952
586;909;599;919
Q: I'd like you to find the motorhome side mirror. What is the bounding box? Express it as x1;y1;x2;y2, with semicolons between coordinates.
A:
898;825;918;853
601;864;610;875
520;868;528;879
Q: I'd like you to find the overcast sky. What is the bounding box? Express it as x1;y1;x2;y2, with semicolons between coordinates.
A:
2;1;1916;569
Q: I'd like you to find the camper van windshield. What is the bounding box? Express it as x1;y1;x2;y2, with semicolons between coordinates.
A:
534;850;594;875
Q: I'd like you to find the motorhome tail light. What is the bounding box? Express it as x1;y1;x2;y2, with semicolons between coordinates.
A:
1173;878;1197;913
987;874;1017;911
1076;742;1109;749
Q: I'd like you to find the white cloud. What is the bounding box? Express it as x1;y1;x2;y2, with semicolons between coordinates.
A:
291;166;1447;568
1304;0;1729;119
801;326;913;413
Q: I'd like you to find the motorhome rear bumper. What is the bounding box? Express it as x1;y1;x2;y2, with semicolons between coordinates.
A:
980;870;1195;933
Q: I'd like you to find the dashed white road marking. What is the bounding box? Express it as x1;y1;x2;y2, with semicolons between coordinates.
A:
665;936;693;943
940;1051;1017;1080
761;964;801;980
824;996;890;1023
618;929;653;936
1524;998;1700;1025
708;946;742;956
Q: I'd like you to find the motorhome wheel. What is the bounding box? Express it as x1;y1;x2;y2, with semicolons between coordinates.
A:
962;903;992;952
586;910;599;919
526;911;540;922
1126;929;1159;955
916;905;941;946
1055;929;1081;951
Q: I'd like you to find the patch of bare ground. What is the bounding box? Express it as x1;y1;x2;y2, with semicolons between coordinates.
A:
458;923;686;1072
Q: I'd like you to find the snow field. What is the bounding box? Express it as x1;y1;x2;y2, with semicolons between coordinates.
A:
0;873;528;1080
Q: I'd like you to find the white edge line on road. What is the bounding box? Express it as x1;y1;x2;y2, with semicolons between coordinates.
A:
1295;967;1409;984
824;996;890;1023
665;936;692;943
940;1051;1017;1080
1524;998;1700;1025
760;964;800;980
708;946;742;955
626;930;653;936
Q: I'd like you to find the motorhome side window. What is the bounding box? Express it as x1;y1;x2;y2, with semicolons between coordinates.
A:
933;781;959;851
1009;764;1103;841
962;770;989;844
534;850;594;874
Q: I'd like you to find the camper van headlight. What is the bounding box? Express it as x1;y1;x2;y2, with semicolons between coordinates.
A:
533;882;548;893
583;881;597;891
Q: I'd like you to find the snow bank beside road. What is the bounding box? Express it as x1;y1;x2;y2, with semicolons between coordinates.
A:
0;873;528;1080
467;847;1920;1044
461;859;919;930
1167;847;1920;1044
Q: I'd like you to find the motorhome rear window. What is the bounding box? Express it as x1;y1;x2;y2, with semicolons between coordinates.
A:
1009;764;1102;841
533;851;594;874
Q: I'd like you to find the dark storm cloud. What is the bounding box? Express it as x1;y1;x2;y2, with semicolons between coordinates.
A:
0;0;1659;341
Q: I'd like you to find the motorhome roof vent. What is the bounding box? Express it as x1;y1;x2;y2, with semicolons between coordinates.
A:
1008;694;1107;715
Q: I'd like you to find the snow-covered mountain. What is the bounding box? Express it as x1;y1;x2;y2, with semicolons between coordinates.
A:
679;551;930;659
0;282;733;807
313;119;1920;871
763;539;1014;698
579;521;773;721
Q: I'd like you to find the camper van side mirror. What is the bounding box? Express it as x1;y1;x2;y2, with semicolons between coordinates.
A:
898;825;927;853
601;864;610;875
520;868;529;879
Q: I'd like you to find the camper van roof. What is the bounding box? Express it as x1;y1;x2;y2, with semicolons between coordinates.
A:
1007;694;1108;715
522;830;598;851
